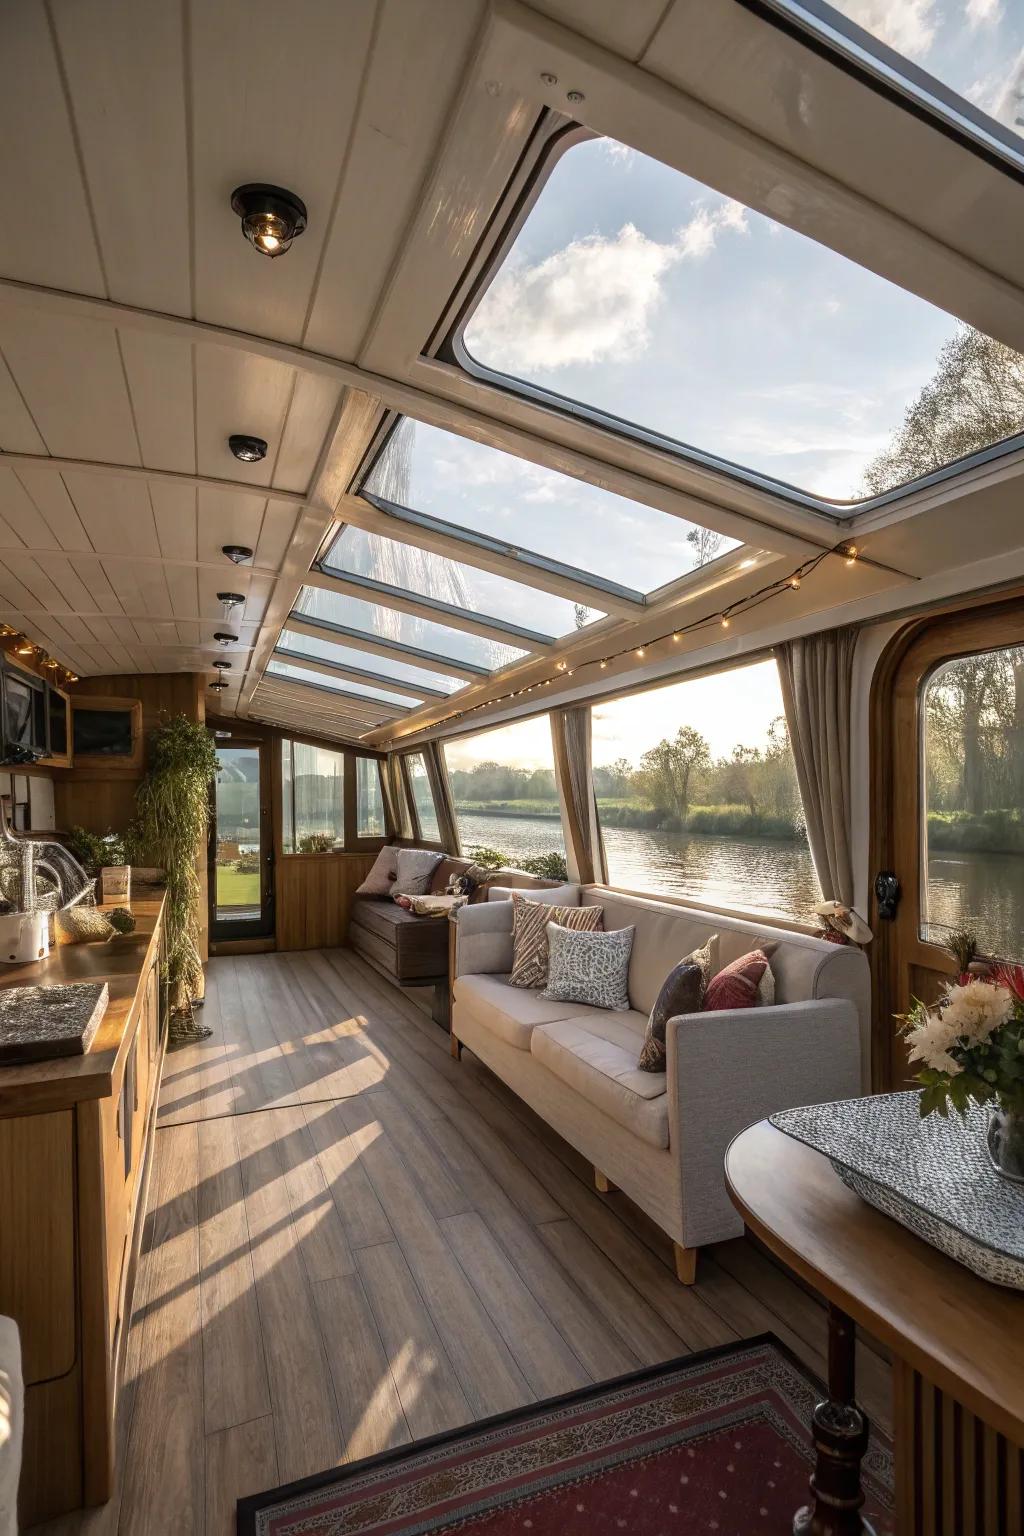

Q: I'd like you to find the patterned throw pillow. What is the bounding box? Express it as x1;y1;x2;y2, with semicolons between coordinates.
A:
356;845;399;897
394;848;444;897
638;934;719;1072
703;949;771;1012
508;894;602;989
543;923;635;1012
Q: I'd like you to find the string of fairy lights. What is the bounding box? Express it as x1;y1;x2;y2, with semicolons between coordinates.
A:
0;625;79;687
375;541;861;747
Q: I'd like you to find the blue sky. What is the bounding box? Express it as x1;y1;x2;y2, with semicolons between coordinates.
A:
463;1;1022;504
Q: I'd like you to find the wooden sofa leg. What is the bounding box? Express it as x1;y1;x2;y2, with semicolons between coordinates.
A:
449;1033;463;1060
594;1168;617;1194
673;1243;698;1285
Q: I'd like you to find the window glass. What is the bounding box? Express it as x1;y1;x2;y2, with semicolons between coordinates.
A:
280;624;465;696
444;716;567;878
281;740;345;853
404;752;441;841
322;524;606;638
293;583;526;673
356;756;386;838
267;657;414;711
363;418;737;596
462;135;1024;503
922;645;1024;959
591;659;813;919
778;0;1024;164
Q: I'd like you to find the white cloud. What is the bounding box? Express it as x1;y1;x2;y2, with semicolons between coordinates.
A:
966;0;1001;27
467;200;748;372
840;0;937;60
971;47;1024;128
600;139;636;165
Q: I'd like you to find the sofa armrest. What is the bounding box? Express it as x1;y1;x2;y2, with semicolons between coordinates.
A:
666;998;861;1248
452;900;514;977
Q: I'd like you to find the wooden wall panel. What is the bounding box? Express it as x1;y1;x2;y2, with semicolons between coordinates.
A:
0;1110;76;1383
276;854;376;951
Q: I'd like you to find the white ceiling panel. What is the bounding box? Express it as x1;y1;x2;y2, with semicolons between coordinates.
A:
304;0;485;361
0;467;58;550
0;311;140;463
190;0;377;344
0;3;105;296
50;0;191;315
9;466;92;552
0;354;46;455
60;472;159;557
196;485;273;565
150;482;199;563
273;372;344;493
163;565;201;626
119;331;196;472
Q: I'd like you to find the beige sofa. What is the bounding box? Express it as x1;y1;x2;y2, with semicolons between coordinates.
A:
450;886;868;1282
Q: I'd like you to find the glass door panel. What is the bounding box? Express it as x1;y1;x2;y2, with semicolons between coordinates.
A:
211;742;273;938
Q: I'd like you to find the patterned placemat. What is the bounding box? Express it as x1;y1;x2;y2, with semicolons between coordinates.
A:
772;1092;1024;1288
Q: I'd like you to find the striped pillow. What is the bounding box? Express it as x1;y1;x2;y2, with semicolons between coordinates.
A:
703;949;770;1012
508;894;603;989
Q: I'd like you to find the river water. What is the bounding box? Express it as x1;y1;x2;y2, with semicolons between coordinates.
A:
457;810;1024;954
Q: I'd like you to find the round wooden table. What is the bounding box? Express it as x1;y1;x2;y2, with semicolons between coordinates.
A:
726;1119;1024;1535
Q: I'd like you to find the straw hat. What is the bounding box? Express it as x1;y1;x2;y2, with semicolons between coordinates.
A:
813;900;873;945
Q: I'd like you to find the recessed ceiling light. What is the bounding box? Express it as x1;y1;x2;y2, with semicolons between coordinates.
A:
222;544;254;565
228;436;267;464
214;631;238;647
217;592;246;609
212;660;232;672
209;678;229;691
230;183;307;257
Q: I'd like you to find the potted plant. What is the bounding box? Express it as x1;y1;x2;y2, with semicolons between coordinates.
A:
130;715;219;1032
900;964;1024;1181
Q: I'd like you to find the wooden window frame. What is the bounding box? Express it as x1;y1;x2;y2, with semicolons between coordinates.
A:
275;730;390;859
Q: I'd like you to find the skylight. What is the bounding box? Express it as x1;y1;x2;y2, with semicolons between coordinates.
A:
321;525;606;640
362;418;738;595
293;584;527;674
268;655;417;709
766;0;1024;169
265;660;406;713
280;624;465;696
459;135;1024;504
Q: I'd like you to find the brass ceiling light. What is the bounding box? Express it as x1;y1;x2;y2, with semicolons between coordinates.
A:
222;544;254;564
214;631;238;647
230;184;307;258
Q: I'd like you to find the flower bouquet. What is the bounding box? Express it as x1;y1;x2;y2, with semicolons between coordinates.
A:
900;964;1024;1180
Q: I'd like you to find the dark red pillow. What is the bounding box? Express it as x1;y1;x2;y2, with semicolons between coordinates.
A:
703;949;769;1012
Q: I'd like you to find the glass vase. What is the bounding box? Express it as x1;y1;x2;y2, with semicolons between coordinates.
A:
987;1104;1024;1183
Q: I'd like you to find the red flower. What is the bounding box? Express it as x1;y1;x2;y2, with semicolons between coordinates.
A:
990;962;1024;1002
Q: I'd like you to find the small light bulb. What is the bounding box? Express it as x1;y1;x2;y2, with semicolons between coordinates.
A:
556;660;567;671
635;647;645;657
721;616;731;629
789;576;801;589
672;631;680;641
567;669;574;677
599;660;607;669
845;544;859;566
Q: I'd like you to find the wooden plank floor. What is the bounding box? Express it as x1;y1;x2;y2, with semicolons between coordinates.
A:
41;947;892;1535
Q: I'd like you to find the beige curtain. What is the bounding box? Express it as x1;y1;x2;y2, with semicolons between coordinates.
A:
423;740;461;853
776;627;857;905
383;753;412;839
551;707;607;885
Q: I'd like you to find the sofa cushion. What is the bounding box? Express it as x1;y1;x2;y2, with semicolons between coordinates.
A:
637;934;717;1072
395;848;444;895
544;923;635;1012
429;855;475;895
509;893;602;989
453;972;604;1050
704;949;770;1012
356;844;398;896
531;1013;669;1149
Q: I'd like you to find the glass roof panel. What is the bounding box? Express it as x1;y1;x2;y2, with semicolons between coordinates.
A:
363;418;738;593
281;620;465;695
461;135;1024;503
293;584;527;673
269;655;416;709
775;0;1024;165
322;524;607;638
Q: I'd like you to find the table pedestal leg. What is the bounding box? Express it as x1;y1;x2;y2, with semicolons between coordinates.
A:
793;1304;875;1536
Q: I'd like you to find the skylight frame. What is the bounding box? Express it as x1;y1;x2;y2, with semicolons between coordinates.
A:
286;594;494;682
271;648;421;709
442;123;1024;519
278;621;456;699
266;656;414;718
742;0;1024;183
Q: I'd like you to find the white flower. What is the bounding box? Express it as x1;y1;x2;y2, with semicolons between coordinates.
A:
940;980;1012;1045
906;1010;963;1075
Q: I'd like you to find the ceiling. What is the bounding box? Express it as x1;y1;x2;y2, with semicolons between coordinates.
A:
2;0;1023;748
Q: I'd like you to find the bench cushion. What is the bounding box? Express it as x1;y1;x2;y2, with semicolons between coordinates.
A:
453;973;604;1051
530;1012;669;1149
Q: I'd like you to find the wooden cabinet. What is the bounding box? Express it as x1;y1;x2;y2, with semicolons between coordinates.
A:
0;898;166;1525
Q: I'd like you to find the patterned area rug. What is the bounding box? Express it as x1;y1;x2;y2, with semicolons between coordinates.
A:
237;1336;894;1535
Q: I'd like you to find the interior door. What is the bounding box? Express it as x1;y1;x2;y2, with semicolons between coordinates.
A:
871;596;1024;1089
210;739;274;940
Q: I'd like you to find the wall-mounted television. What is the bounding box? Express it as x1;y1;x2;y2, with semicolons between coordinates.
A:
70;697;143;768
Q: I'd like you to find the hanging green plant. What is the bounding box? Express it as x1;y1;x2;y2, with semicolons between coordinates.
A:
130;715;219;1017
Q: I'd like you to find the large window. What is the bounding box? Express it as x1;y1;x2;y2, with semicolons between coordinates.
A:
922;645;1024;959
459;134;1024;505
356;756;386;838
591;659;812;919
444;717;566;877
403;752;441;842
281;740;345;854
